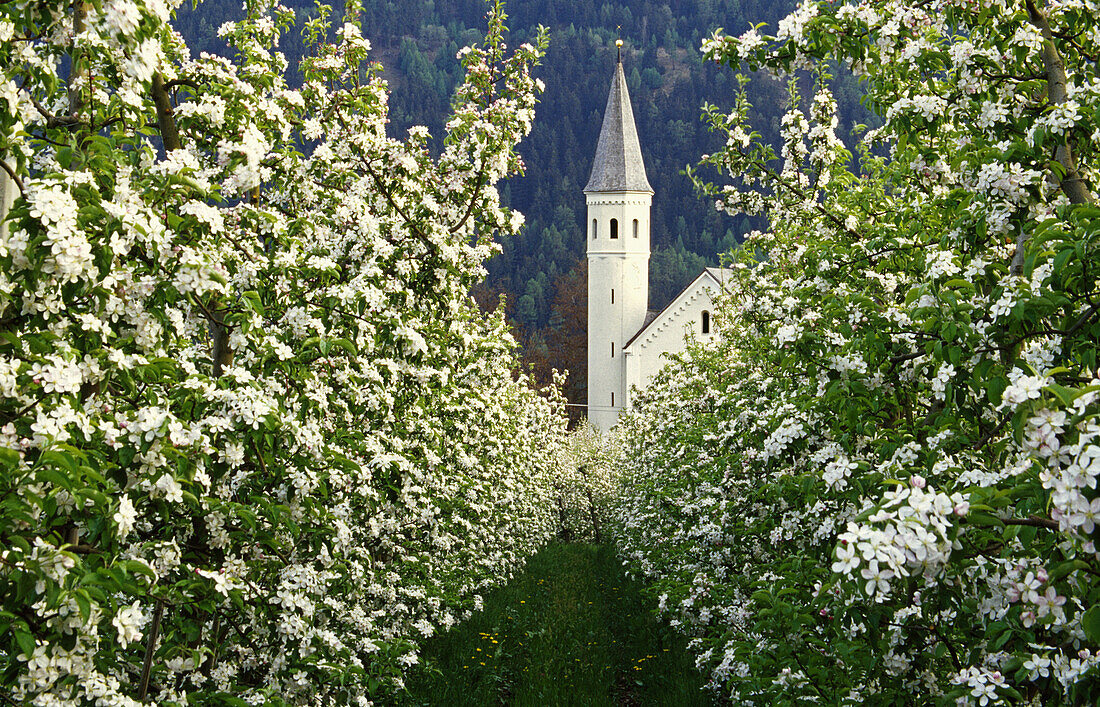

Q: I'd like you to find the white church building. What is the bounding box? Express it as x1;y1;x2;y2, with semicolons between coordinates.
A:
585;53;732;432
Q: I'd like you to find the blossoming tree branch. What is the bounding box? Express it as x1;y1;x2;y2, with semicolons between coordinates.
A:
0;0;567;703
613;0;1100;703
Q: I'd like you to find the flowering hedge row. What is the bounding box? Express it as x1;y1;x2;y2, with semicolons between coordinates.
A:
613;0;1100;703
0;0;567;703
551;425;622;543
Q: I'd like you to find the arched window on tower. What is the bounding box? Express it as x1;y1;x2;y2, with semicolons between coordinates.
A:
702;310;711;335
592;219;597;239
633;219;639;238
610;218;618;239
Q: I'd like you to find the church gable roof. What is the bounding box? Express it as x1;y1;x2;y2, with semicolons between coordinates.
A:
623;267;733;351
703;267;737;287
584;59;653;194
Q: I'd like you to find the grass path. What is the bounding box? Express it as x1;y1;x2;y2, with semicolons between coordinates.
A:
398;543;714;706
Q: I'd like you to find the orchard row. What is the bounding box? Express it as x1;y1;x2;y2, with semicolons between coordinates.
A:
0;1;594;703
610;0;1100;704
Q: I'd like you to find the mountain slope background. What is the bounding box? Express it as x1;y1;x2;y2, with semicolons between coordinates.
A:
175;0;871;413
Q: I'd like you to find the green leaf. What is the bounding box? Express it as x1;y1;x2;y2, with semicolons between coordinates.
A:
0;446;21;468
40;450;77;473
966;512;1004;527
8;535;30;553
74;590;92;623
1047;383;1082;407
1053;247;1074;274
1049;560;1089;583
332;338;357;356
241;290;263;314
986;378;1007;405
854;505;881;522
79;464;107;485
121;560;157;580
13;626;36;658
37;466;72;490
942;278;973;291
1082;606;1100;643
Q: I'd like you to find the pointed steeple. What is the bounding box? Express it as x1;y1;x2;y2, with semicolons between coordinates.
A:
584;53;653;194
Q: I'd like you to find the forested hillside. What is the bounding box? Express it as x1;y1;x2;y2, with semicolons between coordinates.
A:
175;0;873;408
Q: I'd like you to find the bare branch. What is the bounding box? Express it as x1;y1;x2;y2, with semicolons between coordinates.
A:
1002;515;1059;531
0;159;26;199
152;72;181;152
1025;0;1094;207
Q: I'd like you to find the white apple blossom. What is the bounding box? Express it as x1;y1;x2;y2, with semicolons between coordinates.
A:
111;602;147;649
114;496;137;539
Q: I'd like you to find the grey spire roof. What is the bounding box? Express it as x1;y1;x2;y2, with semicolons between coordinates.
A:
584;59;653;194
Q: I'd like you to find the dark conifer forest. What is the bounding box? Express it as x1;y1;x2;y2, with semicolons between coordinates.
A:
175;0;872;409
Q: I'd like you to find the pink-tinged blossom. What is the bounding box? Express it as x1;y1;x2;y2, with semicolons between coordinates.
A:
112;602;146;649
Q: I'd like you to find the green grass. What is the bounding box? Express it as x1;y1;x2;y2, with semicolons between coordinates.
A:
396;543;715;706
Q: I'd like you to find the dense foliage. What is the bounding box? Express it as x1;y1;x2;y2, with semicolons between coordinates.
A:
178;0;846;405
0;0;568;703
552;425;621;543
613;0;1100;703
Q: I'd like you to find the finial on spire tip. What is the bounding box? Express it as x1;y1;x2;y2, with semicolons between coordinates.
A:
616;38;623;62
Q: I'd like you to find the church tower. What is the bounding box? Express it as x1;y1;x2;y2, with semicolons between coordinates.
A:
585;46;652;431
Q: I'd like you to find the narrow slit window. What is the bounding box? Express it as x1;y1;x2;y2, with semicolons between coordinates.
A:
592;219;597;239
611;341;615;358
610;218;618;239
633;219;639;238
702;310;711;334
611;289;615;304
611;391;615;407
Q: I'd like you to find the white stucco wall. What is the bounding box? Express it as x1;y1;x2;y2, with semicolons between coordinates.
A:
623;271;723;410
